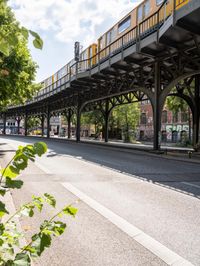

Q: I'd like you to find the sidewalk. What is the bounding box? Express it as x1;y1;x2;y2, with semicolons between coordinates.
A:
2;134;199;165
78;138;200;164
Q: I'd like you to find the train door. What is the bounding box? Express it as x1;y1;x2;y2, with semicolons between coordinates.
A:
80;49;88;72
88;46;93;67
88;44;97;67
98;36;106;60
107;28;118;54
66;64;70;81
98;37;103;59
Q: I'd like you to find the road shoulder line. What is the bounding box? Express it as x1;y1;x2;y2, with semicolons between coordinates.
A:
181;182;200;189
62;182;194;266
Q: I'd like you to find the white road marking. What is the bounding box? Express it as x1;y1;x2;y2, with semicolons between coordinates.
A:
34;159;52;174
181;182;200;189
62;182;194;266
3;138;195;265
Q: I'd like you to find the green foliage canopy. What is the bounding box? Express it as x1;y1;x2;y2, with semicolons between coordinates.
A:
110;100;140;142
166;96;188;115
0;0;43;109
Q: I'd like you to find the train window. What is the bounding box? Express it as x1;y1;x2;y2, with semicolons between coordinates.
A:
106;28;116;45
89;47;93;65
106;31;112;45
118;16;131;34
90;47;92;57
137;5;143;22
81;50;87;60
99;38;103;50
156;0;164;5
112;28;117;41
144;0;150;17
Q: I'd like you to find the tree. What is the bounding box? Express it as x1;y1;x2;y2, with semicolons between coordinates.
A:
166;95;188;115
27;117;41;133
81;110;104;137
0;0;43;109
166;95;192;143
110;101;140;142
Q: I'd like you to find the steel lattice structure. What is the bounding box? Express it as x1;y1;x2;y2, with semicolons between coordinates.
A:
1;0;200;150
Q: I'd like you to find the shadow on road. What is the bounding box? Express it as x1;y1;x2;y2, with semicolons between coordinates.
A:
1;135;200;200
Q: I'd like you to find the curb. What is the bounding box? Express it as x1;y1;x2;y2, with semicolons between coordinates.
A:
0;135;199;165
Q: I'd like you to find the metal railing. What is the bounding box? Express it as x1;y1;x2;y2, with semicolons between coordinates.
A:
21;0;189;105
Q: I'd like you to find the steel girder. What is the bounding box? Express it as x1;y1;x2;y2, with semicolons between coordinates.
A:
2;6;200;149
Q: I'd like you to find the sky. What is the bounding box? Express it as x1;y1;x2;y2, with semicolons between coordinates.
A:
8;0;141;83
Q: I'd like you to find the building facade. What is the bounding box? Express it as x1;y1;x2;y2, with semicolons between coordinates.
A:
138;100;192;143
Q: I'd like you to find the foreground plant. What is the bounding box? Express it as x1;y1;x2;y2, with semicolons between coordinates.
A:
0;142;78;265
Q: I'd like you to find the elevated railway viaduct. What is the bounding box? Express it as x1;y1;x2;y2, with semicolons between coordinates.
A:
1;0;200;150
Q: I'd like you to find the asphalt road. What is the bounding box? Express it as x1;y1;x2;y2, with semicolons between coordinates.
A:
0;136;200;266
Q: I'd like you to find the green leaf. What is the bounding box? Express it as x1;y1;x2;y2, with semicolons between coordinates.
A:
9;165;20;175
13;154;28;170
1;166;18;179
0;201;9;217
30;233;51;257
52;221;66;236
29;30;43;50
0;223;5;234
32;196;43;212
29;30;40;39
63;206;78;217
20;206;34;217
0;188;6;196
33;37;43;50
7;34;18;46
0;41;10;56
21;27;29;39
34;142;47;156
22;146;35;158
4;261;13;266
13;253;31;266
29;30;43;49
40;221;66;236
6;178;23;189
44;193;56;208
0;238;3;246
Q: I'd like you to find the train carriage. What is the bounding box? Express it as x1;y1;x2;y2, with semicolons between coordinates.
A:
79;44;97;72
57;64;69;85
98;8;137;59
38;0;190;97
97;0;185;61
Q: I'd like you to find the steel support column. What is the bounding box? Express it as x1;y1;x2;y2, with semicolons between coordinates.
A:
153;62;161;150
17;118;21;135
24;113;28;136
47;108;50;138
193;75;200;146
76;104;81;142
41;115;45;137
67;109;72;139
3;114;6;135
104;100;110;143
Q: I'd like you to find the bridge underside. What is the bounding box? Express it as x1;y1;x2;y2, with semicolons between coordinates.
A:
2;1;200;150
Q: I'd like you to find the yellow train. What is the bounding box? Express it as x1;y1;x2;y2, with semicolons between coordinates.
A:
97;0;188;58
39;0;189;95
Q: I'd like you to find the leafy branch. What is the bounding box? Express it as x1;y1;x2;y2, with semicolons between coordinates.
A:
0;142;78;265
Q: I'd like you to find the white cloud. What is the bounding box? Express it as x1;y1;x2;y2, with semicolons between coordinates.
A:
8;0;141;48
